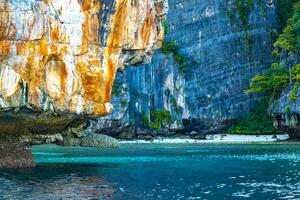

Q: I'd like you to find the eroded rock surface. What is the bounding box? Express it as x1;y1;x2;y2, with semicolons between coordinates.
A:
0;0;167;135
0;0;167;168
92;0;278;137
0;136;35;168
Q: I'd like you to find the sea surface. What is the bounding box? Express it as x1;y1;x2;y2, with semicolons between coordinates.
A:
0;143;300;200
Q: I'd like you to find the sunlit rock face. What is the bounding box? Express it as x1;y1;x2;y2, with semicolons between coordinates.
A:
0;0;167;134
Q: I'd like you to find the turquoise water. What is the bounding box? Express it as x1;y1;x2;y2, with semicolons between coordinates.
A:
0;144;300;200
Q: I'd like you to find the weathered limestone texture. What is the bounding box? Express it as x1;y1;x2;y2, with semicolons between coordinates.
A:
92;0;278;137
0;0;167;135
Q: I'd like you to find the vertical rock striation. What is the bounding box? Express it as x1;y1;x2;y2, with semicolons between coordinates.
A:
93;0;278;137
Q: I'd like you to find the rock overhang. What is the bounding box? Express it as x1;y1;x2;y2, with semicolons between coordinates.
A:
0;0;168;134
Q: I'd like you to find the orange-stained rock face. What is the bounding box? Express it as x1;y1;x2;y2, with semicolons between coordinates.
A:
0;0;167;118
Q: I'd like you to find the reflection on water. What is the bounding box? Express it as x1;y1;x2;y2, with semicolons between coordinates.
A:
0;164;116;200
0;143;299;200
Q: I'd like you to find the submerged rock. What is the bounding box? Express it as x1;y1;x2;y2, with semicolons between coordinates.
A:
80;133;119;148
61;133;119;148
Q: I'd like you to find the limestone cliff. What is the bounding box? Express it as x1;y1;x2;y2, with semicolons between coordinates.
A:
0;0;167;135
271;61;300;138
92;0;278;138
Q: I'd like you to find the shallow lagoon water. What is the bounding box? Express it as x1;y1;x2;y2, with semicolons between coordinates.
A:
0;143;300;199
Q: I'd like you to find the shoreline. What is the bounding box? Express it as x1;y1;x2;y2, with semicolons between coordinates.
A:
119;134;291;144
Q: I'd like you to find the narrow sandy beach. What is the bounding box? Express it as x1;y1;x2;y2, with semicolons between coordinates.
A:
119;134;291;144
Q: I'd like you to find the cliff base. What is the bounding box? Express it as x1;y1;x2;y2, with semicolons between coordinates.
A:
0;136;35;169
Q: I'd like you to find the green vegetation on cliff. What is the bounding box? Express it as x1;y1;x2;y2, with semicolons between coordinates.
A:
228;0;300;134
228;98;279;134
161;40;188;75
162;20;170;35
223;0;254;49
224;0;254;28
247;0;300;100
246;63;289;98
160;21;197;77
142;110;171;129
277;0;299;31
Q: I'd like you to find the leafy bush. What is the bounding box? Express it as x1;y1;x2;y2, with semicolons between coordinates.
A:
274;1;300;53
174;54;184;64
162;20;170;35
161;40;179;55
142;111;149;124
161;40;188;76
274;25;297;52
229;1;300;134
277;0;299;31
150;110;171;129
289;64;300;100
247;0;300;100
141;110;171;129
246;63;289;98
227;98;280;134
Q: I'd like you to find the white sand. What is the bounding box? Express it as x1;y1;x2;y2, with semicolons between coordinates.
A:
119;134;290;144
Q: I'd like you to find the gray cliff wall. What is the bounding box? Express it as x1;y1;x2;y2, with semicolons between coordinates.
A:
271;57;300;136
92;0;278;137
